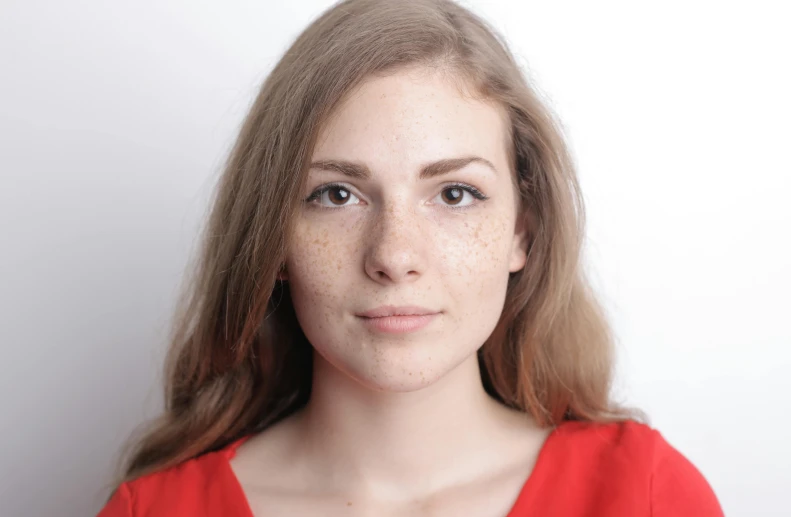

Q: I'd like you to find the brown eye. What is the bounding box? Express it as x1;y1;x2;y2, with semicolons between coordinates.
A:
306;184;361;208
433;184;487;209
327;186;350;205
441;187;464;205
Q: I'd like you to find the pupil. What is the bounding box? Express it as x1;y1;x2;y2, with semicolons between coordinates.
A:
444;188;462;204
329;187;349;205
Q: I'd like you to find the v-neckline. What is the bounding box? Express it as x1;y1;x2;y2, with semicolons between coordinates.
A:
221;424;561;517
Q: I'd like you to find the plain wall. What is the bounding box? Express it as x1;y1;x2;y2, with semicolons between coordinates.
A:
1;1;789;515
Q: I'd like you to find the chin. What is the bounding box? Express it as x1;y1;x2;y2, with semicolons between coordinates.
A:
317;346;455;393
310;332;480;394
356;369;445;393
348;350;464;393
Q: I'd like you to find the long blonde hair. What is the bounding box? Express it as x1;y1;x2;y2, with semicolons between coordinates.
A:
115;0;631;489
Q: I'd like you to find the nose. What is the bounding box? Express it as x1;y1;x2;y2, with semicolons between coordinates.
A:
363;202;426;285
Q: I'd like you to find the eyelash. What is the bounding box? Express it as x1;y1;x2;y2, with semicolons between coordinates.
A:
304;182;489;210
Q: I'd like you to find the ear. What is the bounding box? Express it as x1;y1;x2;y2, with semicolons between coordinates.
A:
508;213;529;273
277;263;289;281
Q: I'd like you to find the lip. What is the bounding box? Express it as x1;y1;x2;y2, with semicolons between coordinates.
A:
357;305;438;318
356;305;440;334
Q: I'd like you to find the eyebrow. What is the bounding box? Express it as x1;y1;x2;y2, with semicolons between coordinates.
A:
308;156;498;180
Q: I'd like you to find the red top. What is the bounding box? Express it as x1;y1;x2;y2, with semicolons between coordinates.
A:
96;420;724;516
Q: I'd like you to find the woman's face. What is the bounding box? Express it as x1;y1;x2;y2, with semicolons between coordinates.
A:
285;67;527;392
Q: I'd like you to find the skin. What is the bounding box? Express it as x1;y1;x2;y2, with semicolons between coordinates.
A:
230;66;551;517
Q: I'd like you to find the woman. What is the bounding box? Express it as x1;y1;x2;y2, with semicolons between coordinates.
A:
98;0;724;515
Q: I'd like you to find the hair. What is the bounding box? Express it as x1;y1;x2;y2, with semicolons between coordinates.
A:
112;0;635;492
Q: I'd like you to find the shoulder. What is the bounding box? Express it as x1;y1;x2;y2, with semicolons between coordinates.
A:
539;420;661;487
551;419;662;464
96;438;251;517
539;420;723;516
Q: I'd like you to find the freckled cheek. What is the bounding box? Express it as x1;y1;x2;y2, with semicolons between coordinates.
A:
434;217;512;274
289;217;365;292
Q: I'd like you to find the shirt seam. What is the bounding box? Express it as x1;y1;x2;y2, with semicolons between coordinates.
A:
120;481;135;516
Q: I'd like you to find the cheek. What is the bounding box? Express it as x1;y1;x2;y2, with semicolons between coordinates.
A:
435;213;515;335
431;213;515;343
435;212;514;282
286;216;361;308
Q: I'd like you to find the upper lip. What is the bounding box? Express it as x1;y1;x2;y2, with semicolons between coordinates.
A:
357;305;439;318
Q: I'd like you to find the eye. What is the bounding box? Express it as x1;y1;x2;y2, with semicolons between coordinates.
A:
433;183;488;208
305;183;361;208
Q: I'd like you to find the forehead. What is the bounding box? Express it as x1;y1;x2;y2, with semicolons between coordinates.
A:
312;68;511;174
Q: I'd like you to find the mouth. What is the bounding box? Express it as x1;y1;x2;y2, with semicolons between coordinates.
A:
355;305;440;334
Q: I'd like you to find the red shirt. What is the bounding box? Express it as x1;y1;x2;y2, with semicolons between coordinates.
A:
97;420;724;516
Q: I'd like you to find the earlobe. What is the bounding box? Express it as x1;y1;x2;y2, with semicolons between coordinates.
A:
277;263;289;281
508;236;528;272
508;216;529;273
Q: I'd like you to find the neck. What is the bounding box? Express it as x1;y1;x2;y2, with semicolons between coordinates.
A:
293;351;525;498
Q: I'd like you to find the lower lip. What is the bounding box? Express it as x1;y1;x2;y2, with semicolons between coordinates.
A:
357;313;439;334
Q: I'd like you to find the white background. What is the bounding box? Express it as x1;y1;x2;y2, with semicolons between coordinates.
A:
1;1;789;515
